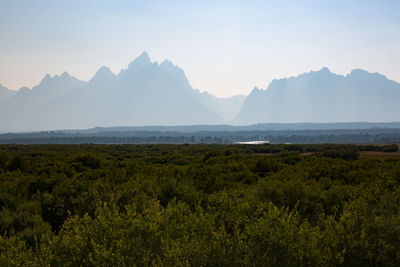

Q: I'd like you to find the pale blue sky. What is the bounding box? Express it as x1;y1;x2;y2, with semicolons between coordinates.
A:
0;0;399;97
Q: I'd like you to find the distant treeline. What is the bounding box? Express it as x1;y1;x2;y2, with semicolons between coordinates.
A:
1;128;400;144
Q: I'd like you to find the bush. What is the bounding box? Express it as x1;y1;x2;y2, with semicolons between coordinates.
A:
0;151;10;170
74;155;101;169
322;147;359;160
7;156;26;171
382;144;399;153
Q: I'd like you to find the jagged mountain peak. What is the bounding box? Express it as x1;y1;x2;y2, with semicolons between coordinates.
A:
33;72;86;96
39;72;72;85
61;71;70;78
138;51;150;60
160;59;174;68
96;66;112;73
319;66;331;73
89;66;116;84
248;86;264;96
127;51;152;72
40;73;52;84
43;71;80;81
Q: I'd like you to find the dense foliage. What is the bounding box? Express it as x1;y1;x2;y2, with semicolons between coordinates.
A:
0;144;399;266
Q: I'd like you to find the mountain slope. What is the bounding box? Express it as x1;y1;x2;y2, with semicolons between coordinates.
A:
235;67;400;124
0;73;86;131
0;84;17;104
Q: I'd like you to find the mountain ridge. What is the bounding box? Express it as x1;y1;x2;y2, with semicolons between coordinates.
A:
234;67;400;124
0;52;244;132
1;57;399;132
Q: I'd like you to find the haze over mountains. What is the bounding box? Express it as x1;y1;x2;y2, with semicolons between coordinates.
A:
0;52;400;132
235;67;400;124
0;52;244;132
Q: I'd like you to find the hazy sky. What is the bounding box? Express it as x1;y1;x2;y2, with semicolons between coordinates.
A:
0;0;399;97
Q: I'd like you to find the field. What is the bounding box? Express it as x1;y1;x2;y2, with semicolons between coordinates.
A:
359;145;400;159
1;144;400;266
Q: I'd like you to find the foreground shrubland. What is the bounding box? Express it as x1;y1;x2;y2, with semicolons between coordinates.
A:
0;144;400;266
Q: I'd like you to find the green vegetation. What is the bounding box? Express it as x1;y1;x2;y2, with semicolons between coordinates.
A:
0;144;399;266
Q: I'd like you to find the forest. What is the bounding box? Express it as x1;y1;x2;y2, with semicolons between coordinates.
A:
2;126;400;145
1;143;400;266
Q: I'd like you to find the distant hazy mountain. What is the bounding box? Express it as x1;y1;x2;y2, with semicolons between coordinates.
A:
235;67;400;124
0;84;16;104
2;57;400;132
0;52;235;132
0;72;87;131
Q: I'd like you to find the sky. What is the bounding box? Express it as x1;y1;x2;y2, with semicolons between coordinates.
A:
0;0;399;97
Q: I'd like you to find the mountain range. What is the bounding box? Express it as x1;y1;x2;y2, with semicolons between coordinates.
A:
0;52;244;132
235;67;400;124
0;52;399;132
